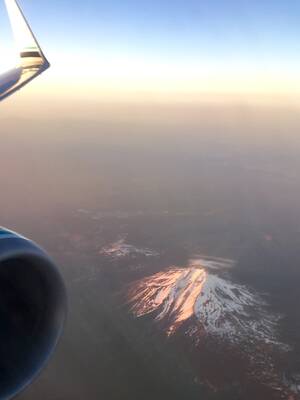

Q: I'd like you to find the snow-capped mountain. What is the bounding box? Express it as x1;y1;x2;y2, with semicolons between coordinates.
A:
128;259;283;347
126;256;298;397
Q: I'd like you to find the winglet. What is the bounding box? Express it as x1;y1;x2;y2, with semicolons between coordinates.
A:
0;0;50;101
4;0;50;70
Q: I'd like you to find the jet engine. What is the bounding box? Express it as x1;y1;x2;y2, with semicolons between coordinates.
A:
0;228;66;400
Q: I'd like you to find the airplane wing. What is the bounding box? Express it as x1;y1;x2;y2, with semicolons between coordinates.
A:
0;0;50;101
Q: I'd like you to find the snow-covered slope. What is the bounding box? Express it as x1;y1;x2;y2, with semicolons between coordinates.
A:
129;267;206;334
194;273;279;344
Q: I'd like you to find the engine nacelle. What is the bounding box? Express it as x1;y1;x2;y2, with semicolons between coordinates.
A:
0;228;66;400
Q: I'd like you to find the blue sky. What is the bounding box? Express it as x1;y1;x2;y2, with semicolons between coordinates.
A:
17;0;300;59
1;0;300;101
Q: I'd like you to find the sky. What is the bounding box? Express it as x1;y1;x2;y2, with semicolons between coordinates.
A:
1;0;300;106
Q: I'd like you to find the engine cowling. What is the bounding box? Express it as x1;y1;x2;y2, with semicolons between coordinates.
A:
0;228;66;400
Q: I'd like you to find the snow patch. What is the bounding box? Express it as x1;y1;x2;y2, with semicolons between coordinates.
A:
100;238;159;259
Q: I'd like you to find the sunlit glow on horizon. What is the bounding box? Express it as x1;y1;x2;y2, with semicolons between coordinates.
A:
31;49;300;103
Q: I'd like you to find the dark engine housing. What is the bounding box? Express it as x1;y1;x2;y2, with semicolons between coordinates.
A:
0;228;66;400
